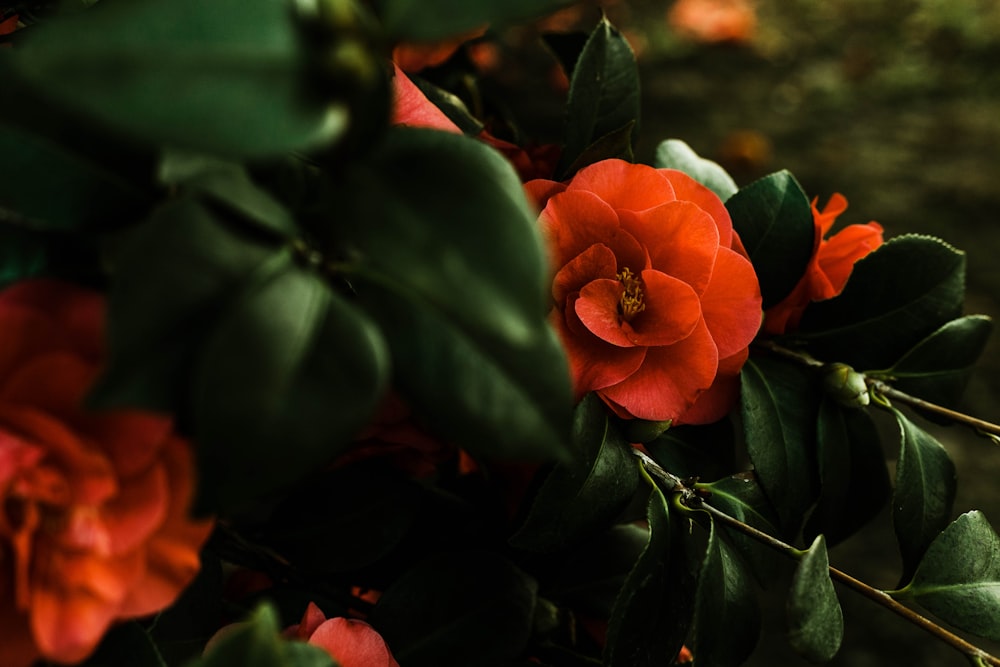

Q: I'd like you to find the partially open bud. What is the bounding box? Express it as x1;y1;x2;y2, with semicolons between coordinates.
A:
821;362;870;408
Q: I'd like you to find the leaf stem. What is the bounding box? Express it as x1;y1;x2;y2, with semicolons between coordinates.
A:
754;339;1000;438
633;450;1000;667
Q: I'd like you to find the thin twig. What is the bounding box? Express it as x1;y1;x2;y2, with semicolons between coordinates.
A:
634;450;1000;667
753;339;1000;438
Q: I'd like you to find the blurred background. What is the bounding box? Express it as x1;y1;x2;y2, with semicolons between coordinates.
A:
481;1;1000;664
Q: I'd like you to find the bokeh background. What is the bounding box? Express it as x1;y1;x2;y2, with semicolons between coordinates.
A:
482;1;1000;664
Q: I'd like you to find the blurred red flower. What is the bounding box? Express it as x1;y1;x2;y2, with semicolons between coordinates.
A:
0;279;213;667
286;602;400;667
527;160;762;424
667;0;756;44
763;193;884;335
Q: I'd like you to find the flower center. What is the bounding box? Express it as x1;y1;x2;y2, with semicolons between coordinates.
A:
617;267;646;322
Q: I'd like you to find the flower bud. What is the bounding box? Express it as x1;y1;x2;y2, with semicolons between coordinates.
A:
821;362;870;408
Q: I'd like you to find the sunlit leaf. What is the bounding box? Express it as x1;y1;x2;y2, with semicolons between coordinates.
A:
906;511;1000;641
787;535;843;663
891;407;957;581
726;170;814;308
653;138;738;201
510;394;640;551
796;235;966;371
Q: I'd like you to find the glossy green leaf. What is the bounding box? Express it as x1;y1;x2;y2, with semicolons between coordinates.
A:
377;0;570;42
510;394;640;551
370;550;538;667
879;314;993;410
356;282;572;462
263;463;423;572
796;235;966;371
0;120;150;230
557;16;640;178
690;518;760;667
158;153;298;238
604;486;697;667
653;138;738;201
740;356;821;536
891;407;957;581
194;256;389;513
906;511;1000;640
560;121;636;177
89;197;281;412
725;170;814;308
12;0;351;158
338;128;552;347
194;603;335;667
79;622;166;667
701;474;782;586
804;398;890;546
787;535;843;663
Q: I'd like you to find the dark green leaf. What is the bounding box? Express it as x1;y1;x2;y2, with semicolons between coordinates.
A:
510;394;640;551
13;0;351;157
701;474;782;586
194;256;389;513
653;139;738;201
0;121;150;230
370;550;538;667
158;153;298;238
357;282;571;462
79;622;166;667
645;418;736;482
804;398;890;546
263;463;423;573
878;314;993;410
557;16;639;178
411;77;485;136
796;235;966;371
377;0;570;42
193;603;335;667
906;511;1000;641
740;356;821;536
90;197;282;412
787;535;843;663
560;121;636;176
604;486;697;667
725;170;814;309
891;407;957;581
690;517;760;667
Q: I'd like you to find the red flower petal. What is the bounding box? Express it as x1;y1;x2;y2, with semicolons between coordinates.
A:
524;179;566;210
567;160;676;212
540;190;646;270
627;269;703;346
814;221;884;298
618;201;720;294
677;347;749;425
698;247;762;359
575;278;637;347
554;306;646;393
659;168;736;248
391;64;461;133
101;463;170;556
308;617;400;667
599;319;718;421
552;244;618;304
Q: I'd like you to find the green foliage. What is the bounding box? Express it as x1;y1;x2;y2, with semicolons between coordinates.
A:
653;138;739;201
891;407;958;581
796;235;966;370
739;356;821;535
556;15;640;177
510;394;640;551
701;475;782;585
787;535;844;663
369;551;538;667
604;483;697;667
906;511;1000;641
726;170;815;309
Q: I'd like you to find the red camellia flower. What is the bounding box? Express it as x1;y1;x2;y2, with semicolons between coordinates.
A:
0;279;214;667
763;193;884;335
286;602;400;667
527;159;762;424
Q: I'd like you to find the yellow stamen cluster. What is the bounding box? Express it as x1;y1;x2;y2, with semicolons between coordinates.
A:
617;267;646;321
